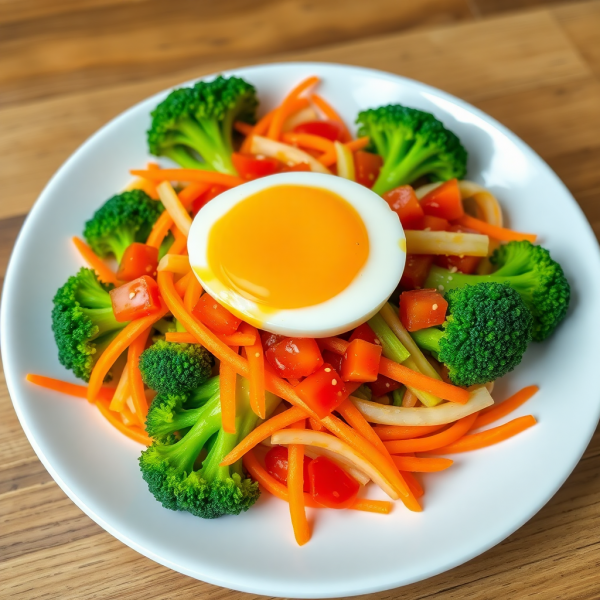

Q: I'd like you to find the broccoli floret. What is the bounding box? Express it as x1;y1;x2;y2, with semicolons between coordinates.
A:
139;340;214;396
83;189;163;262
411;283;532;387
147;75;258;175
424;241;570;341
139;378;280;519
356;104;467;195
51;268;127;381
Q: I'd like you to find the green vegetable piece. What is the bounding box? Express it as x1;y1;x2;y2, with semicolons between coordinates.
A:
368;312;411;363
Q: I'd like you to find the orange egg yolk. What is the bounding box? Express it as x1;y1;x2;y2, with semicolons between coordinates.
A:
206;184;369;310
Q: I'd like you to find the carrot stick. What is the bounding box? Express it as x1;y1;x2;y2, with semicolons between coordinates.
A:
221;406;307;466
96;398;152;445
402;389;418;408
241;323;266;419
240;109;276;154
26;374;115;402
310;93;352;142
128;327;152;424
109;362;131;411
391;455;453;472
146;211;173;249
72;237;120;286
168;226;188;255
374;424;447;441
320;337;469;404
319;137;370;167
267;76;320;140
183;276;202;313
220;348;239;434
178;182;210;208
432;415;537;454
233;121;254;136
157;271;318;418
174;271;193;297
473;385;539;430
383;413;478;454
401;471;424;498
130;169;244;188
309;417;325;432
456;214;537;243
242;449;392;513
281;132;335;154
288;419;311;546
87;302;169;403
165;330;257;347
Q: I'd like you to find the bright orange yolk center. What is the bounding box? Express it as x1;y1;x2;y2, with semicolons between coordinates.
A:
206;184;369;310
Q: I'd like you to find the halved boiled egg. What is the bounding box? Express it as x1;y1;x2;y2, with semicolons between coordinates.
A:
187;172;405;337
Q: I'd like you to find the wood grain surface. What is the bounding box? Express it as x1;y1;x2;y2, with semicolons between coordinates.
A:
1;1;599;598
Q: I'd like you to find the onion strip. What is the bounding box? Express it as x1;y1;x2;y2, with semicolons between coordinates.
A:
250;136;331;174
405;230;489;257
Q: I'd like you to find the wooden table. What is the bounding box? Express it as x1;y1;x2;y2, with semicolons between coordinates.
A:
1;1;600;598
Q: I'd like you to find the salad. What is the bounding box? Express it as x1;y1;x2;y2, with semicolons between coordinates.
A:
27;74;571;546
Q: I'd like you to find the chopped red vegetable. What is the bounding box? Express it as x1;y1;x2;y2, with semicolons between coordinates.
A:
400;254;435;289
354;151;383;189
422;215;450;231
232;153;281;180
279;162;311;173
192;185;227;216
341;338;382;383
436;254;481;274
368;373;402;398
308;455;360;509
420;179;464;221
293;120;345;142
260;332;286;350
265;445;312;492
399;289;448;332
117;243;159;282
348;322;380;346
265;337;324;379
192;293;242;335
383;185;424;230
321;350;343;374
109;275;162;322
294;363;349;419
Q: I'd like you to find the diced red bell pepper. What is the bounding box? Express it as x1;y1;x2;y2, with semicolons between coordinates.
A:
293;120;345;142
354;151;383;189
340;339;382;383
260;331;286;350
383;185;425;230
192;185;228;216
264;446;312;492
422;215;450;231
232;153;281;181
400;254;435;290
265;337;324;379
110;275;161;322
435;254;481;274
420;179;464;221
399;289;448;332
192;293;242;335
348;322;381;346
308;456;360;509
294;363;349;419
117;243;159;282
368;374;402;398
321;350;343;374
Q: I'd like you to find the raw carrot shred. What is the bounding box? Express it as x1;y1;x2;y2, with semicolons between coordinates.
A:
402;389;418;407
241;323;266;419
96;398;152;445
72;237;120;286
165;330;257;346
26;374;115;402
109;362;131;411
391;455;453;472
240;109;276;153
374;424;447;441
233;121;254;136
319;137;370;167
178;182;210;208
288;419;311;546
168;226;188;255
309;417;325;432
310;93;352;142
473;385;539;430
174;271;193;297
127;327;152;425
183;276;203;313
456;214;537;243
130;169;244;188
401;471;424;498
146;211;173;249
220;348;239;435
281;132;335;154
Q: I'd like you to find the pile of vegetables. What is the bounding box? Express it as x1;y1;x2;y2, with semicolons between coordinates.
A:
28;74;570;546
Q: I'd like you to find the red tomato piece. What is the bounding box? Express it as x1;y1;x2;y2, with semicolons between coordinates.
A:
368;374;402;398
422;215;450;231
117;243;159;282
232;153;280;180
260;331;286;350
321;350;343;374
383;185;425;230
420;179;464;221
435;254;481;274
192;185;228;216
265;337;324;379
295;363;349;419
354;151;383;189
308;456;360;509
399;289;448;332
293;120;345;142
341;339;382;383
400;254;435;290
192;294;242;335
348;322;381;346
110;275;161;322
264;446;312;492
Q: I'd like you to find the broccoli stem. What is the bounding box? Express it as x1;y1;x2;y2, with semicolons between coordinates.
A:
186;376;221;408
391;386;406;406
367;313;411;363
80;307;126;339
410;328;444;355
163;146;208;170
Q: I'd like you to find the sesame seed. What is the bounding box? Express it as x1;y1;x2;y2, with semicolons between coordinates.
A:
212;304;218;309
375;339;381;345
449;266;458;273
432;303;438;310
385;383;390;388
424;227;431;232
438;285;444;291
255;352;260;358
430;202;439;207
331;379;338;385
324;368;331;373
129;292;136;299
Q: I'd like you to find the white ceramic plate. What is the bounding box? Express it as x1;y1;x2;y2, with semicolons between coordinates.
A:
2;63;600;598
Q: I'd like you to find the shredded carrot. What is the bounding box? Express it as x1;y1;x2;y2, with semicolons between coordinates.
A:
96;398;152;445
433;415;537;454
319;137;370;167
146;211;173;249
174;271;193;297
473;385;539;430
220;406;306;466
391;455;453;472
288;419;311;545
320;337;469;404
374;424;448;441
131;169;244;188
87;302;169;403
240;109;276;153
383;413;479;454
234;121;254;136
401;471;424;498
267;76;319;140
26;374;115;402
456;214;537;243
109;362;131;411
165;330;257;347
220;348;239;434
127;327;152;425
241;323;266;419
158;254;190;275
178;182;211;208
72;237;120;286
310;93;352;142
281;132;335;154
402;389;418;408
183;276;202;313
157;181;192;237
309;417;325;432
242;449;391;513
157;271;318;418
169;226;188;255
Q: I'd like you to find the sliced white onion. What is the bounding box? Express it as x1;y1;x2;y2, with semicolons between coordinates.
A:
157;180;192;236
334;141;356;181
405;230;489;257
283;106;318;131
250;136;331;174
351;385;494;426
271;429;399;500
